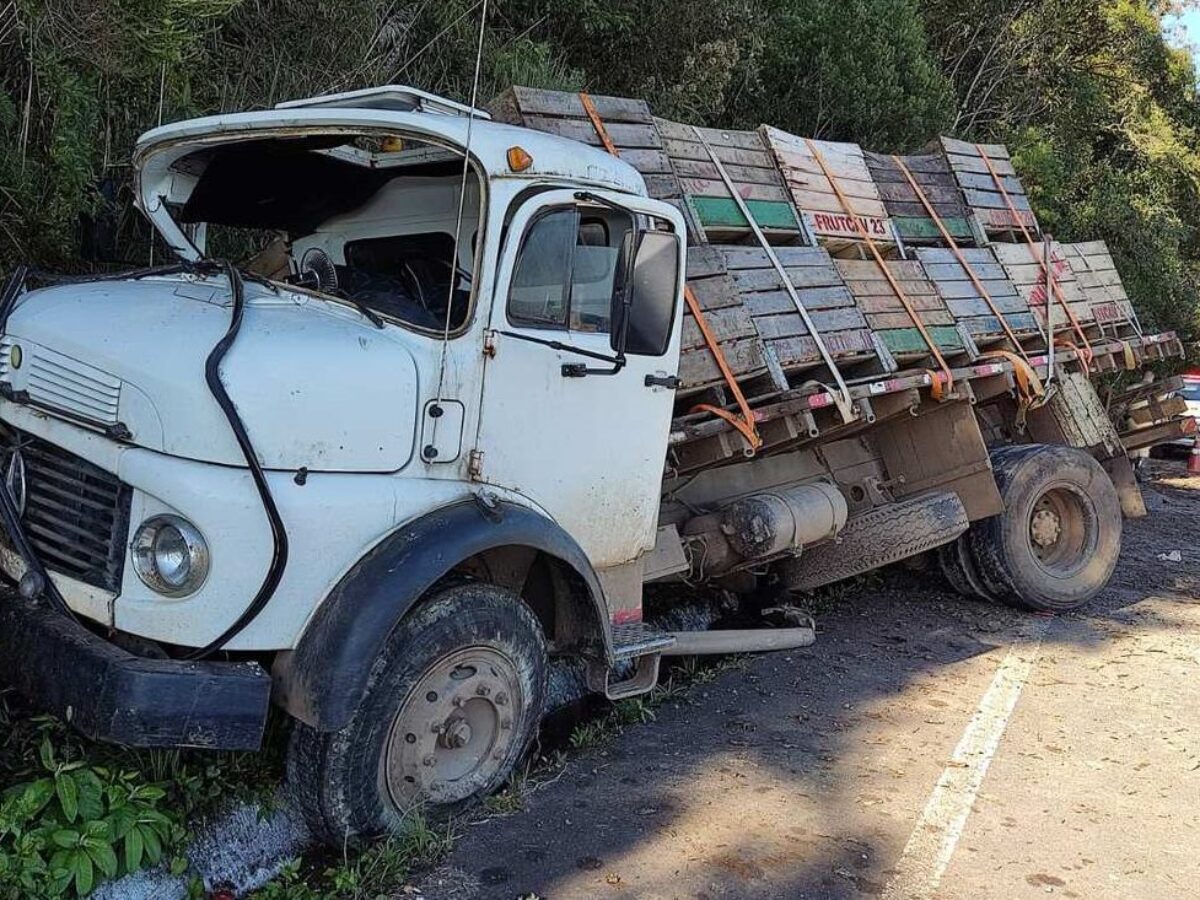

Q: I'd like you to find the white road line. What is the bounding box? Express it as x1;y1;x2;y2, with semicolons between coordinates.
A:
882;621;1048;900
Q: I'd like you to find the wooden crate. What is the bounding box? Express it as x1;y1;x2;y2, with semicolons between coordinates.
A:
762;127;899;256
937;137;1040;238
487;86;700;237
655;119;804;244
1058;241;1140;336
864;151;976;245
681;245;879;395
993;242;1096;338
833;258;966;360
914;247;1041;345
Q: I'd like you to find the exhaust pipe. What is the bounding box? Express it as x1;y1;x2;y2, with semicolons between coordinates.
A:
661;626;816;656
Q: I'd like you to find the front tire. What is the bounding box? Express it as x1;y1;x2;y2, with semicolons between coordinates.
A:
967;444;1121;612
287;583;548;844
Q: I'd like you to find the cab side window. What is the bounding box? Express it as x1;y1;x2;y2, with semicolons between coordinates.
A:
508;206;633;334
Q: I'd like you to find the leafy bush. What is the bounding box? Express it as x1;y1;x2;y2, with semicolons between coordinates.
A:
0;738;181;898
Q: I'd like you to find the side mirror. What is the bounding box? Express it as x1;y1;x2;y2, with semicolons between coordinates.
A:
616;230;681;357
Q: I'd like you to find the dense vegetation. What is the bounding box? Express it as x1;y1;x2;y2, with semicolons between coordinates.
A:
2;0;1199;340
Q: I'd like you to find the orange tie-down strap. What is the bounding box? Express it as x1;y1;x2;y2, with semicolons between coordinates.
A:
578;92;763;451
578;91;619;156
972;144;1093;369
890;154;1034;366
803;138;955;398
683;285;763;451
979;348;1047;409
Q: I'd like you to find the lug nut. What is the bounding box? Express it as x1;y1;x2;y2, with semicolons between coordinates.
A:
495;692;508;706
476;684;491;697
501;718;512;730
423;755;436;767
452;696;464;707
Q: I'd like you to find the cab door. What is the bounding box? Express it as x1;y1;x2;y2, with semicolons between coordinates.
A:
474;189;685;570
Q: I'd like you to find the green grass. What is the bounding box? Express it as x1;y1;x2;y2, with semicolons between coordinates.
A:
248;810;455;900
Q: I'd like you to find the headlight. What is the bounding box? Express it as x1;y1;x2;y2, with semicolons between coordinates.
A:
131;515;209;597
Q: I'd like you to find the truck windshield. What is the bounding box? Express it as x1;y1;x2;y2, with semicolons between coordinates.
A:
168;133;481;335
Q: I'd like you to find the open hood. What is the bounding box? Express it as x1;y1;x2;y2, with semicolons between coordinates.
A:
133;90;645;261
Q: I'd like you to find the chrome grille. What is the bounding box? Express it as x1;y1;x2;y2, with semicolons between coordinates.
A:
3;430;131;591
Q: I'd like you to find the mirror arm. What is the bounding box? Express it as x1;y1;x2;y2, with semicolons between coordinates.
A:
496;329;627;378
573;190;633;215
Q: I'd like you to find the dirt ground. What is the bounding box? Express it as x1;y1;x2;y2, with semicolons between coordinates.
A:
418;461;1200;900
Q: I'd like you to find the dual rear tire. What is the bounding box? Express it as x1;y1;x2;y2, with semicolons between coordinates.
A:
939;444;1122;612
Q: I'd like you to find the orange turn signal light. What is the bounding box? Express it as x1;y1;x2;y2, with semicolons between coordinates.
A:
507;146;533;172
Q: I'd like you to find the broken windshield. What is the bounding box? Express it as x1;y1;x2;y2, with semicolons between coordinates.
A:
163;132;482;335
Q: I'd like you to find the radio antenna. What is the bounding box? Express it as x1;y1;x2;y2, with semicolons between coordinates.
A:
428;0;490;459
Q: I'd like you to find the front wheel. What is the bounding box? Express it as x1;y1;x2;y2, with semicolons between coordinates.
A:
287;583;548;843
967;444;1122;612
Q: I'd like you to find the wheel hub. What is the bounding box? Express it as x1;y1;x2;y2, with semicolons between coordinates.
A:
383;647;522;809
439;717;473;749
1030;507;1062;548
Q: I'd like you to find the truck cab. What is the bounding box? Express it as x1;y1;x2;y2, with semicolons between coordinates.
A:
0;87;690;838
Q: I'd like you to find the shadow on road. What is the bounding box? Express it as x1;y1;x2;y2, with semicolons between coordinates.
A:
423;468;1200;900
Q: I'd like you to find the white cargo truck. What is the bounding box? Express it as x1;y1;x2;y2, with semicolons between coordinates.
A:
0;87;1181;841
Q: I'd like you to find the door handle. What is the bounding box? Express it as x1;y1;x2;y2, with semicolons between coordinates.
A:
644;374;681;390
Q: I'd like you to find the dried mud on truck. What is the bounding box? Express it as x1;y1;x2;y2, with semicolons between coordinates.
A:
0;84;1191;843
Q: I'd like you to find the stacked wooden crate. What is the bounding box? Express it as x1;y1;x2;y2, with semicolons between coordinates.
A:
832;259;966;360
488;86;700;238
1058;242;1141;337
680;246;881;396
937;138;1039;239
993;242;1096;338
654;119;804;244
762;128;899;256
914;248;1041;346
863;151;977;245
489;86;805;245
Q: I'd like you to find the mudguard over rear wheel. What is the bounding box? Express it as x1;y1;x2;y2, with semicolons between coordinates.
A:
287;583;548;844
952;444;1122;612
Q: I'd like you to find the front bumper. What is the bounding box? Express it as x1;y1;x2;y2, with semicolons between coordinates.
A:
0;590;271;750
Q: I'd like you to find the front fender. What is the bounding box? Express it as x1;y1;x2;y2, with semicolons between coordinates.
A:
272;498;612;730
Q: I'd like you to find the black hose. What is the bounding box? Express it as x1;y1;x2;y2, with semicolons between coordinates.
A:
185;261;289;659
0;266;73;617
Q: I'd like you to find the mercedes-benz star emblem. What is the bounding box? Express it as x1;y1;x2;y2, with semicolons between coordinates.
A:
5;447;27;517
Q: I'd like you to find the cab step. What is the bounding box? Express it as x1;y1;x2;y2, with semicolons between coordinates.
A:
610;622;676;660
586;623;676;701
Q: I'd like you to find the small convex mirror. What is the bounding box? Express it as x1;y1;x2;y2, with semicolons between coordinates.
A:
620;230;681;357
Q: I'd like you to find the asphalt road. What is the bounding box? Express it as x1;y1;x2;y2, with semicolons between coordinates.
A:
419;462;1200;900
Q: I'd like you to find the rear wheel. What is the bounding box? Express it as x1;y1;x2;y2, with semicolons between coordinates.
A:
937;534;998;603
967;444;1121;612
288;583;548;844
